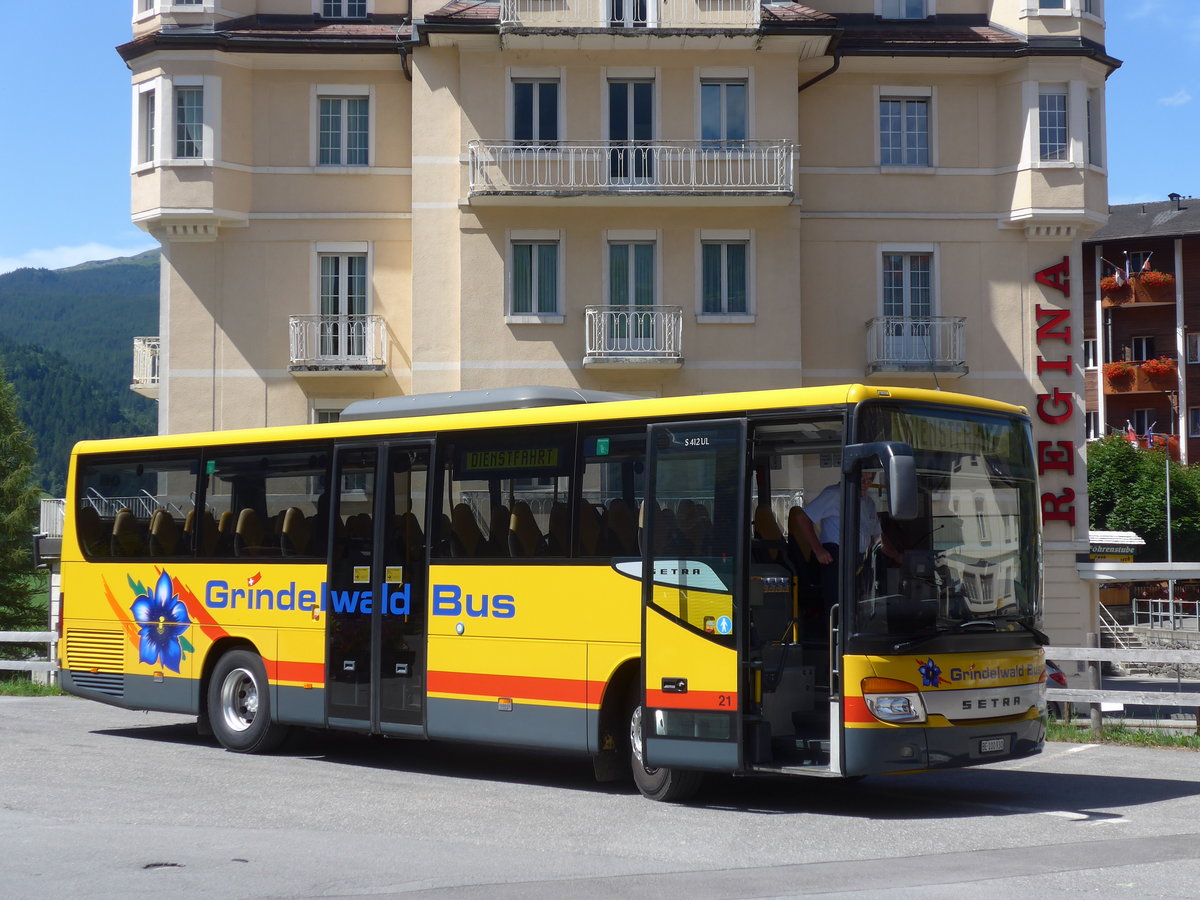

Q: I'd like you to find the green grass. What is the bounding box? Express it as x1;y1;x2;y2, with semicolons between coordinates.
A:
0;676;62;697
1048;719;1200;750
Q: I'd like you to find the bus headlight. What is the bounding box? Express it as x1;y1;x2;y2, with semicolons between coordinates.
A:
862;677;927;724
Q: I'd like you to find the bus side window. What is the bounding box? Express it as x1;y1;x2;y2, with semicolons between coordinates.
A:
577;429;646;559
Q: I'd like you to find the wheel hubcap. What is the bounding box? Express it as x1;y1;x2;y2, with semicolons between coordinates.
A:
220;668;258;733
630;705;658;775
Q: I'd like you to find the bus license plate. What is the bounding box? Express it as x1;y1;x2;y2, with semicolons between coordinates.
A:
979;736;1007;754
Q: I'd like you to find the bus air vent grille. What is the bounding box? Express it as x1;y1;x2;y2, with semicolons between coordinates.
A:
65;629;125;674
71;671;124;697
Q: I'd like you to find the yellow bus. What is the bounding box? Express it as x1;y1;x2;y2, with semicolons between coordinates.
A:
58;385;1047;801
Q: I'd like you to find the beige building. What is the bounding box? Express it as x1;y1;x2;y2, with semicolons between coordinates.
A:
121;0;1116;644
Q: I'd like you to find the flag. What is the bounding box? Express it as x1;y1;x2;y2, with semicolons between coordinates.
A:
1141;253;1153;273
1103;258;1128;286
1145;428;1154;450
1126;422;1138;446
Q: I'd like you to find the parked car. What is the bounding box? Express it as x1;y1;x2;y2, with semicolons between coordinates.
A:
1045;659;1068;718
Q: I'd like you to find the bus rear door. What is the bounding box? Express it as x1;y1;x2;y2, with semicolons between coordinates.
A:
326;442;431;735
641;419;747;773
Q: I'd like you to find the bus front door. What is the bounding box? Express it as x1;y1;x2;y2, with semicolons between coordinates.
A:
641;419;747;773
326;443;431;735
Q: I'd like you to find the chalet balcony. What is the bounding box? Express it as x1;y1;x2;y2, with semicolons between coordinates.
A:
468;140;793;205
583;305;683;369
865;316;967;377
499;0;760;31
131;336;160;399
289;315;388;375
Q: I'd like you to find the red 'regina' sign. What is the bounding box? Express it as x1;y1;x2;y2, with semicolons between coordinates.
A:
1034;253;1076;528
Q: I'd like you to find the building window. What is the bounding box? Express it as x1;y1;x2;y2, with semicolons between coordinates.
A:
137;86;157;164
1039;0;1065;7
1134;409;1155;437
319;253;369;358
1132;335;1155;362
175;86;204;159
1190;408;1200;439
883;253;933;319
511;241;560;315
1187;334;1200;364
1085;410;1100;441
880;0;927;18
512;79;559;144
1086;89;1101;166
701;241;748;314
609;241;656;308
319;95;369;166
1039;86;1068;161
1083;338;1097;369
322;0;367;16
701;80;747;146
1129;250;1152;273
880;96;929;166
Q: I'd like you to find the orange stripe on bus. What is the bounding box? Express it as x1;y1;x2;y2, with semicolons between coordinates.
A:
645;689;737;711
265;659;325;684
429;670;599;705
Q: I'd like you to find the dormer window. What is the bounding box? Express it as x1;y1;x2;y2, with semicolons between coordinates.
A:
880;0;927;19
322;0;367;18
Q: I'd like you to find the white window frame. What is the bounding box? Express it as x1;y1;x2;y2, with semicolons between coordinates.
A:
697;229;754;323
1186;333;1200;365
134;0;214;18
316;0;372;17
1082;337;1097;370
1133;408;1155;436
1131;335;1155;362
132;75;217;167
1085;410;1100;442
132;79;161;170
877;0;932;19
697;69;751;146
1038;84;1068;162
1021;0;1099;17
876;86;935;170
507;229;565;324
878;243;938;317
1086;88;1105;169
313;85;373;169
1190;408;1200;440
311;241;373;316
508;68;564;144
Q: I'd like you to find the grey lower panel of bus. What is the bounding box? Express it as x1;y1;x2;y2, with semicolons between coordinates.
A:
277;684;325;727
427;696;595;753
645;737;740;772
843;717;1045;776
61;669;196;715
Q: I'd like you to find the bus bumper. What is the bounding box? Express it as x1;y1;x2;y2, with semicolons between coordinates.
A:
844;716;1045;776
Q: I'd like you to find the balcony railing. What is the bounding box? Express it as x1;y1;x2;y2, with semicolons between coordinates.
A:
131;336;160;396
584;305;683;367
289;314;388;371
499;0;760;29
469;140;793;198
866;316;966;375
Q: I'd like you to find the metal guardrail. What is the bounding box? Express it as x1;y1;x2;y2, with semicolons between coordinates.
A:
584;305;683;363
1045;645;1200;737
865;315;966;371
131;336;161;389
289;314;388;368
0;632;57;675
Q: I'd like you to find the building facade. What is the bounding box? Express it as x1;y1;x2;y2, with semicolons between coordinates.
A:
1083;196;1200;463
121;0;1117;644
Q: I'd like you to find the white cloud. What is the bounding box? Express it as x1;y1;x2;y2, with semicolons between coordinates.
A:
0;241;159;276
1158;89;1193;106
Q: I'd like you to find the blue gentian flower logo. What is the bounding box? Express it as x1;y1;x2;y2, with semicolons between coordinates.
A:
918;657;942;688
130;571;192;672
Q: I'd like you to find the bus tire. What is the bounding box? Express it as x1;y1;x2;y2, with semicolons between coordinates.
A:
207;649;290;753
629;704;703;802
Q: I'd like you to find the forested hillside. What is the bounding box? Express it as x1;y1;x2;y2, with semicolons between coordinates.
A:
0;253;159;495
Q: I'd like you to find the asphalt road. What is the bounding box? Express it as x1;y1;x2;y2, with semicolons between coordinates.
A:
5;696;1200;898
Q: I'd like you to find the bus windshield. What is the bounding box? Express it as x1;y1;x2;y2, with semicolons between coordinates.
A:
850;402;1041;644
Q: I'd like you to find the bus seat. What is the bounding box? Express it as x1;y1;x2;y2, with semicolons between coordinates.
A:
234;508;273;557
753;506;787;565
450;503;486;558
281;507;311;556
149;509;181;557
76;505;108;557
345;513;373;543
577;501;603;556
654;506;684;554
787;506;815;563
508;501;545;557
605;499;637;556
111;508;143;557
677;500;710;555
215;510;236;555
546;501;570;555
432;513;453;557
486;505;510;557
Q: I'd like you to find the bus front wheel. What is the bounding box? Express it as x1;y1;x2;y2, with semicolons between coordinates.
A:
629;704;702;802
207;649;290;753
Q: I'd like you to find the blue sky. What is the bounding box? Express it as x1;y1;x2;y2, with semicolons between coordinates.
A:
0;2;1196;275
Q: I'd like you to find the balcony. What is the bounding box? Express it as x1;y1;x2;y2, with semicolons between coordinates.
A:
289;315;388;375
865;316;967;377
583;305;683;369
468;140;793;205
131;336;161;399
1102;364;1178;396
499;0;761;30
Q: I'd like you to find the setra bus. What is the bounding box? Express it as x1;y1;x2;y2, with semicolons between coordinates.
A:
58;385;1047;801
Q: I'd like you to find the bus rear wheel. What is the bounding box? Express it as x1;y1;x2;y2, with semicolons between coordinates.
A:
629;704;702;802
207;649;290;753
